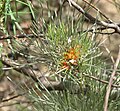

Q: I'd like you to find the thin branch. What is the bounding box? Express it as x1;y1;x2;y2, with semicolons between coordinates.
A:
1;56;65;91
82;0;112;22
67;0;120;34
0;100;35;108
1;56;37;81
82;27;116;35
104;45;115;64
1;93;25;103
82;73;120;88
104;45;120;111
0;33;44;40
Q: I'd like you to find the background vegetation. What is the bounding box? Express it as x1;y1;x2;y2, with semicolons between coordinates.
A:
0;0;120;111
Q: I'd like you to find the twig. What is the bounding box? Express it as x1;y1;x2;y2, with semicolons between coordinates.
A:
104;45;115;63
82;73;120;88
82;27;116;35
1;56;65;91
0;33;44;40
104;45;120;111
82;0;112;22
67;0;120;34
1;93;25;103
0;100;35;108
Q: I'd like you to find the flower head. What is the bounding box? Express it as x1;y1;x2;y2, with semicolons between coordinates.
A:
61;45;80;69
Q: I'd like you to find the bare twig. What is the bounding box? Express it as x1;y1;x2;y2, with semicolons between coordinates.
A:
82;27;116;35
67;0;120;34
104;45;115;63
104;45;120;111
0;100;35;108
1;56;65;91
1;93;25;103
82;73;120;88
82;0;112;22
0;33;44;40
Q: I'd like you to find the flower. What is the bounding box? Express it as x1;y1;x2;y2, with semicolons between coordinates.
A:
62;61;70;70
61;45;80;69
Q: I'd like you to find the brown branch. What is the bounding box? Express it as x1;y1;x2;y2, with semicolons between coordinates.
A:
0;33;44;40
82;73;120;88
82;27;116;35
82;0;112;22
67;0;120;34
104;45;120;111
1;56;38;82
0;100;35;108
1;56;65;91
1;93;25;103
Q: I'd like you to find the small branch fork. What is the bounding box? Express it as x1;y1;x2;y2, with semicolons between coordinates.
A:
67;0;120;34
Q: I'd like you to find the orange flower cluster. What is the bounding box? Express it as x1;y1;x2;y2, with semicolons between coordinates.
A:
62;45;80;70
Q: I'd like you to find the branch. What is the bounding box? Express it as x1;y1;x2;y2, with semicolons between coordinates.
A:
67;0;120;34
1;93;25;103
1;56;65;91
82;0;112;22
82;73;120;88
104;45;120;111
0;33;44;40
82;27;116;35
